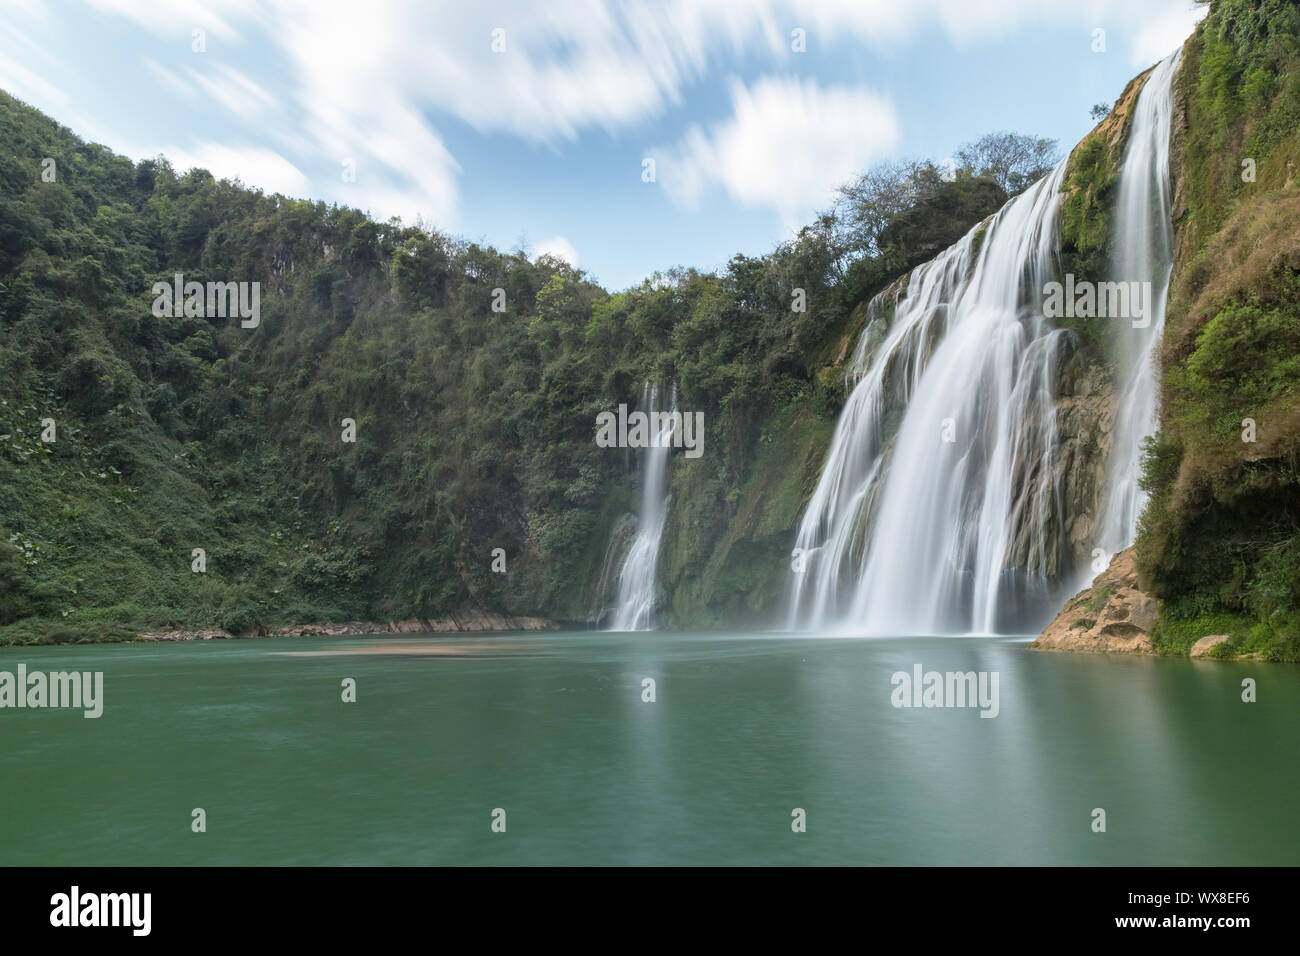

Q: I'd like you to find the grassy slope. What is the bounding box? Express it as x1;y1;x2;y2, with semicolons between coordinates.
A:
1136;0;1300;661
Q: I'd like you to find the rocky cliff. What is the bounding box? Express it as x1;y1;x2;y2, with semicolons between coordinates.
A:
1034;0;1300;663
1030;549;1158;654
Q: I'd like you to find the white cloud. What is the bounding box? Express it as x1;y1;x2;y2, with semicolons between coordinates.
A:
0;18;46;56
54;0;1208;234
1130;2;1208;67
153;142;311;196
0;50;68;108
142;58;195;98
778;0;1203;54
534;236;578;266
79;0;261;41
188;63;275;115
656;76;898;227
265;6;463;226
316;99;462;227
255;0;1204;228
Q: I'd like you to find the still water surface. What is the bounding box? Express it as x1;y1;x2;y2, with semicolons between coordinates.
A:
2;631;1295;865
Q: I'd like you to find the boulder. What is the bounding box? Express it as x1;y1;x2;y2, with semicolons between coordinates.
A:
1190;634;1232;658
1030;547;1157;654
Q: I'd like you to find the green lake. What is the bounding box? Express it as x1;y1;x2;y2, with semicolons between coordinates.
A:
1;632;1295;865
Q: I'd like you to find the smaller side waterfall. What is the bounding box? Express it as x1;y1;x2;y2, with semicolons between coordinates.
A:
1095;50;1180;560
609;383;676;631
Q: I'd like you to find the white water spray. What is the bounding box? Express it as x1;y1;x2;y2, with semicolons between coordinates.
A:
610;383;676;631
788;52;1180;635
1096;51;1180;557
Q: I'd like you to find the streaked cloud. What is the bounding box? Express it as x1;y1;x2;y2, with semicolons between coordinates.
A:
656;76;899;226
188;64;275;115
157;142;311;196
0;0;1213;287
1129;2;1208;67
534;235;579;266
0;49;67;107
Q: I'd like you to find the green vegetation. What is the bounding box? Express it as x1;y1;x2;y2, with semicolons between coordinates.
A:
1057;68;1147;360
6;1;1295;659
1084;584;1116;615
0;88;1053;642
831;131;1059;275
1135;0;1300;662
661;395;835;626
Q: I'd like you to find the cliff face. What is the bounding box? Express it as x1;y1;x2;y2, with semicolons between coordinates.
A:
0;82;873;644
653;391;848;628
1033;0;1300;663
1141;0;1300;663
1045;354;1117;578
4;2;1295;649
136;611;555;642
0;56;1131;643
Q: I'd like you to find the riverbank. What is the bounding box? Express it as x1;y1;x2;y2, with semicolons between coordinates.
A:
0;610;558;646
1030;548;1291;661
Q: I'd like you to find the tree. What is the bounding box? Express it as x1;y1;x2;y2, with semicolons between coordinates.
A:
1090;103;1112;121
832;159;945;258
954;131;1060;194
830;131;1059;265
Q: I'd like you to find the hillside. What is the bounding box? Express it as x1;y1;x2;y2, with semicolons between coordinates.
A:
0;79;1029;642
1043;0;1300;662
3;0;1295;656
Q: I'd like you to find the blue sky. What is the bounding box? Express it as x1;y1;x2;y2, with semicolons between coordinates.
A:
0;0;1206;290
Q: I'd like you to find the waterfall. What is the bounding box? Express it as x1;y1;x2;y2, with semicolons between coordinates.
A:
1095;51;1180;557
609;383;676;631
787;52;1180;635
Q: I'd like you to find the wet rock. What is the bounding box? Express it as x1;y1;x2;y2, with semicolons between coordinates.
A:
1030;547;1157;654
1190;634;1232;658
136;629;234;642
140;612;555;642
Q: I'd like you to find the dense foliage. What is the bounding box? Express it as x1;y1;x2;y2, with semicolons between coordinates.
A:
0;89;1044;642
1136;0;1300;661
5;0;1292;658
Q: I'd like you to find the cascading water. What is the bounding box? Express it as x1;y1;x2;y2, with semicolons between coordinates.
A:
1095;51;1180;556
788;51;1179;636
609;383;676;631
787;163;1070;635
